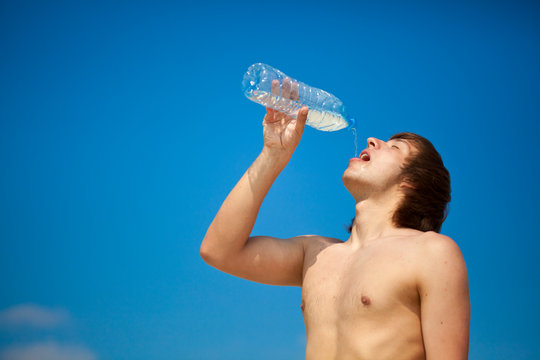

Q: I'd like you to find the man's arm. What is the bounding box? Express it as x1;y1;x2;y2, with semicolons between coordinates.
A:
201;78;309;286
418;234;471;360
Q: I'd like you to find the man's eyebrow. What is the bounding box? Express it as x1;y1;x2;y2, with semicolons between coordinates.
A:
391;139;410;146
391;139;413;151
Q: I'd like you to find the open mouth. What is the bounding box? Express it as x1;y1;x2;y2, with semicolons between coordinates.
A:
360;150;370;161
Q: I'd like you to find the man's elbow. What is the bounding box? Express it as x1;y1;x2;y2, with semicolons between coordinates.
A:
200;232;248;269
199;236;231;269
200;239;217;266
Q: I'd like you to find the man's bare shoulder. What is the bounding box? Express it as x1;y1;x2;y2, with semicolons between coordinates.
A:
298;235;344;254
410;231;467;279
414;231;464;259
299;234;344;244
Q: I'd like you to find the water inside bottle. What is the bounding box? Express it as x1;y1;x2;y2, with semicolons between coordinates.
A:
305;110;349;131
248;90;349;131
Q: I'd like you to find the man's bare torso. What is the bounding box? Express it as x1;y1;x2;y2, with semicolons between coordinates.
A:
301;231;431;360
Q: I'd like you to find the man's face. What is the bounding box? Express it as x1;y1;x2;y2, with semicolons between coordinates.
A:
342;137;415;200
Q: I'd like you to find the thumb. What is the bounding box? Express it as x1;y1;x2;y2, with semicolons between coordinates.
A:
295;107;309;134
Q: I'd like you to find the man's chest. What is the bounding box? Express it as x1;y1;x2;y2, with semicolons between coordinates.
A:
301;243;420;323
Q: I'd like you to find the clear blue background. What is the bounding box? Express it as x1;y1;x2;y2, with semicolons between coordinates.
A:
1;0;539;359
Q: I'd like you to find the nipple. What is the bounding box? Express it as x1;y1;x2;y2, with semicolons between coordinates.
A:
300;300;305;312
361;295;371;306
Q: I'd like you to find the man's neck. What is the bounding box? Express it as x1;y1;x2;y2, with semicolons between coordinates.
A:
348;190;405;247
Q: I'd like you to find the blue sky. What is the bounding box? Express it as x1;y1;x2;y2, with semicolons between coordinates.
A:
1;0;539;359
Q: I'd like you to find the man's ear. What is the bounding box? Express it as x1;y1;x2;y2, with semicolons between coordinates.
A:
400;180;416;190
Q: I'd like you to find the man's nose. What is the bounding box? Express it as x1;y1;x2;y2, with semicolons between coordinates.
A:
367;137;381;149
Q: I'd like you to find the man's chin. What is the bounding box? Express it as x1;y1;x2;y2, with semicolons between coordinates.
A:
342;175;361;199
342;169;363;188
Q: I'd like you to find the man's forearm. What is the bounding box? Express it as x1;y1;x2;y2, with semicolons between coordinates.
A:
200;148;292;265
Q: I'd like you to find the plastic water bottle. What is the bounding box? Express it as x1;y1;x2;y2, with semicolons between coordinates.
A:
241;63;355;132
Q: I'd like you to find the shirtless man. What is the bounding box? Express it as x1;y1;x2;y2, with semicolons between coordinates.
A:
201;78;470;359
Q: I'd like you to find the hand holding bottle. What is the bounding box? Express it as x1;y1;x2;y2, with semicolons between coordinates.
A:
262;77;309;156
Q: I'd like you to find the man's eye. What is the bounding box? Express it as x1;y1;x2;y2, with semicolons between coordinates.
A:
392;145;400;149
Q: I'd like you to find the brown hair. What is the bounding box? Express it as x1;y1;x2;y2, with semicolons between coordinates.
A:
390;132;451;232
346;132;451;233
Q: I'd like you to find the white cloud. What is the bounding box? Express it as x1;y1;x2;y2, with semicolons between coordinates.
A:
0;304;70;329
0;341;97;360
0;305;98;360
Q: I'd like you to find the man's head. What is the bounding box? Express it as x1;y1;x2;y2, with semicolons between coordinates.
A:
343;132;451;233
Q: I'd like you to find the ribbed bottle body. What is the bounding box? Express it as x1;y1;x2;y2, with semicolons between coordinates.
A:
242;63;352;131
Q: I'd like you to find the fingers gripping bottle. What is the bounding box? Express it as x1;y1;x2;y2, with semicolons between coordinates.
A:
242;63;355;132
